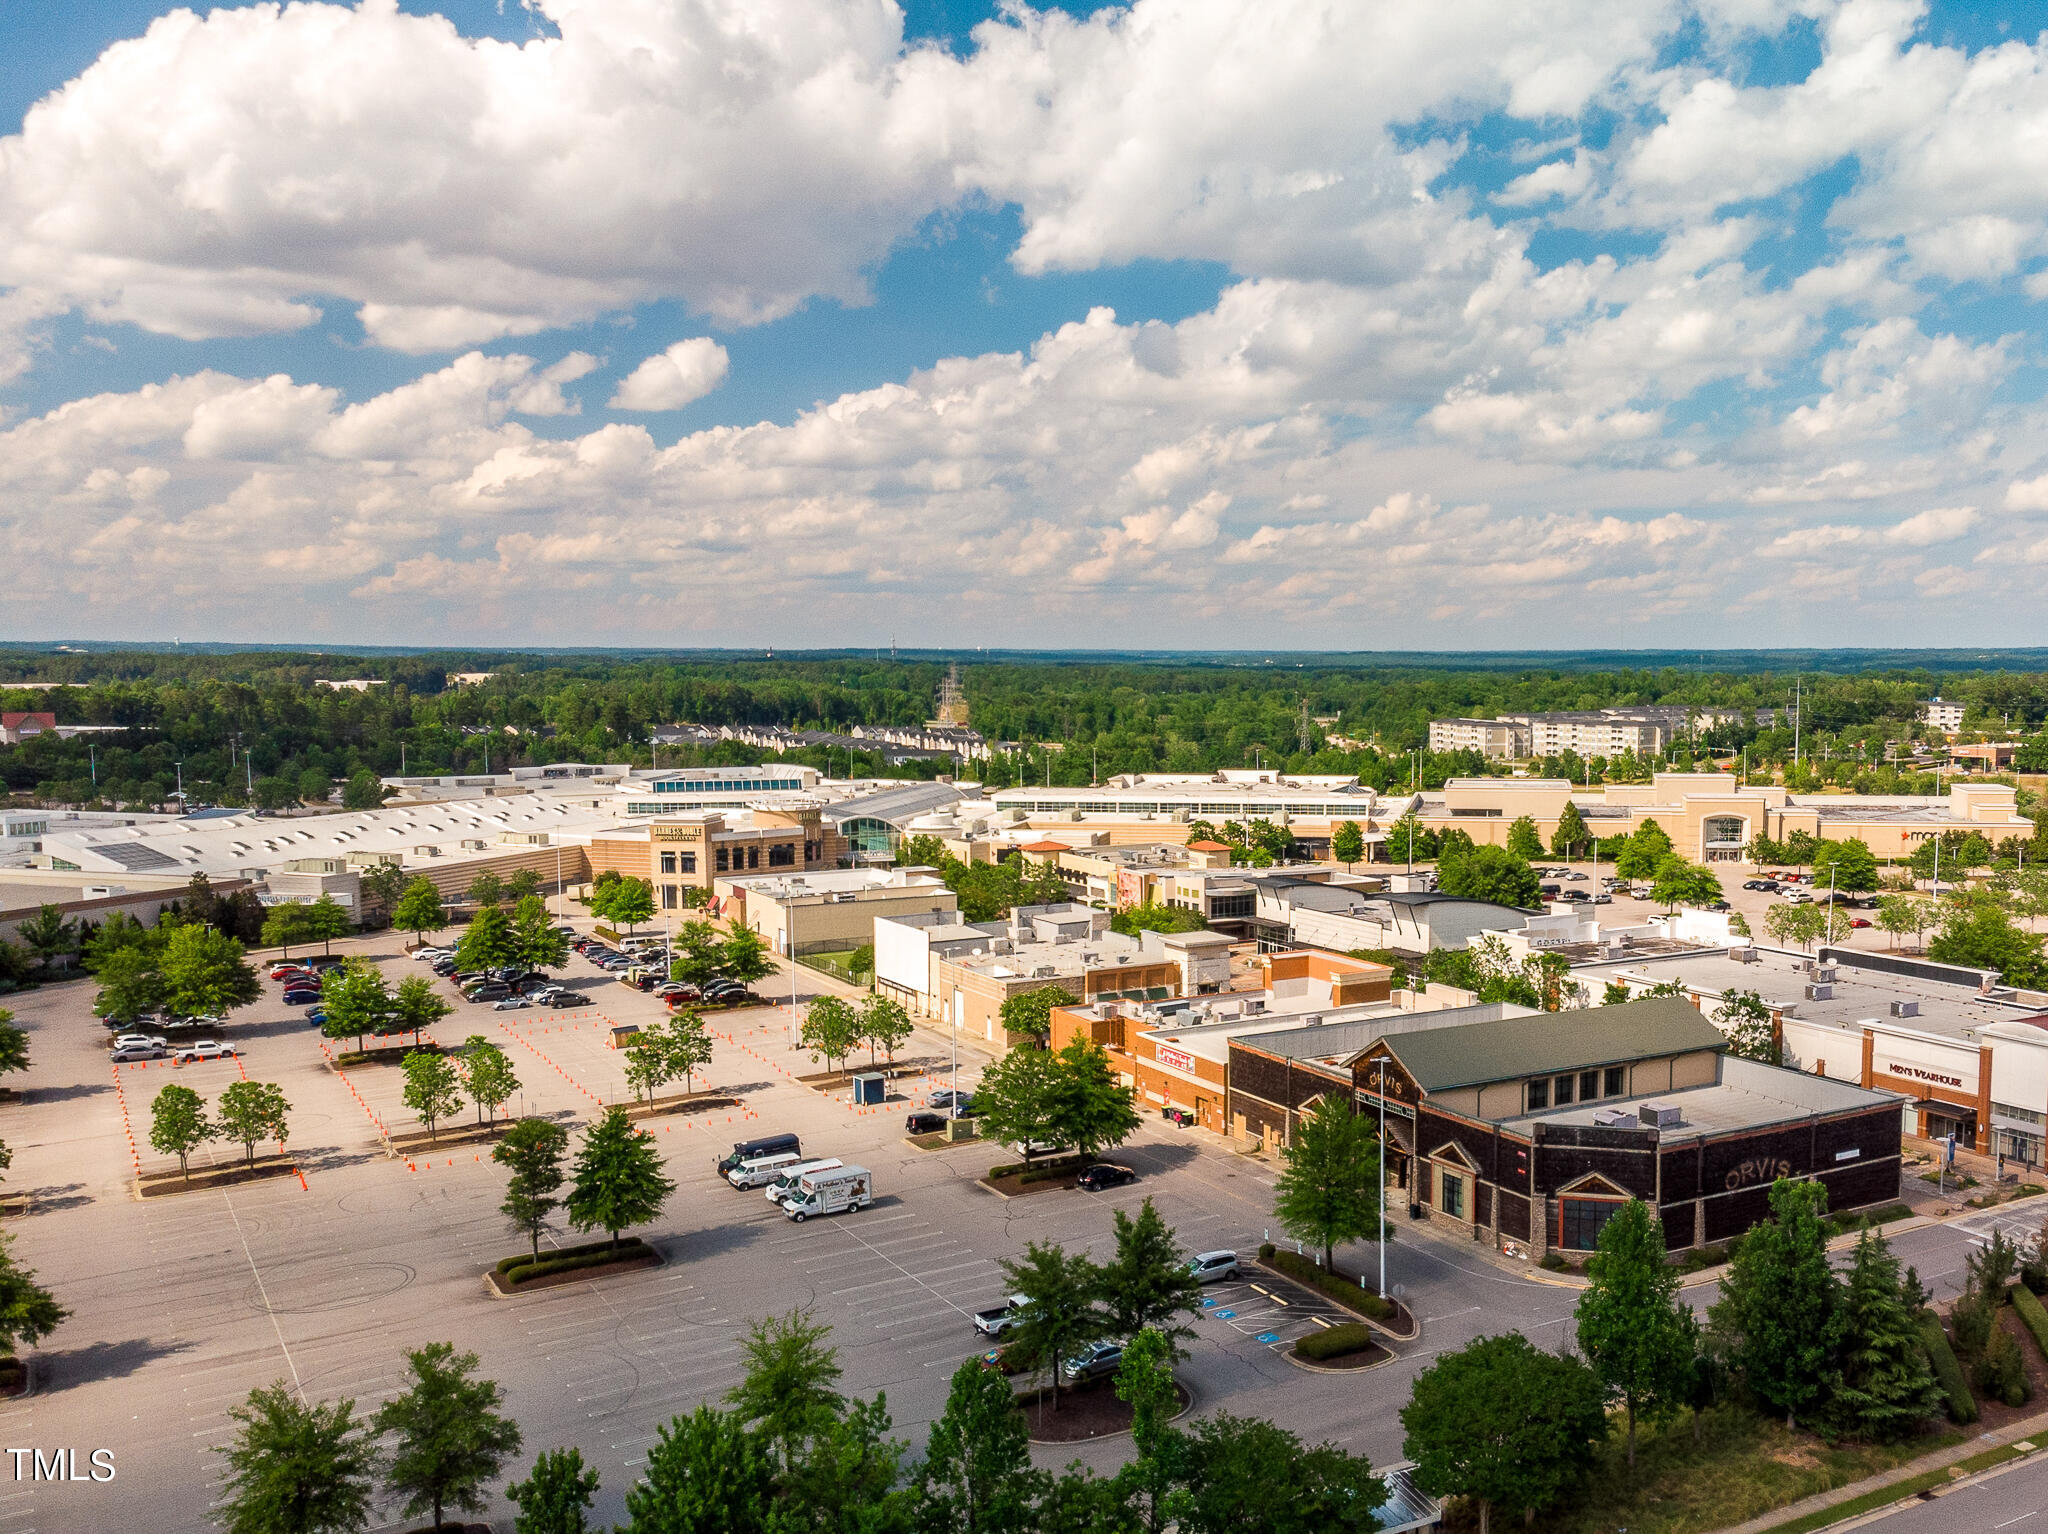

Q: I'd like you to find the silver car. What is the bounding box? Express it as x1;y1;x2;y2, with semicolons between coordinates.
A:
1186;1249;1240;1282
111;1040;167;1062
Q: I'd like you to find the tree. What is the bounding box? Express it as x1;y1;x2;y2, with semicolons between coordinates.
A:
1602;979;1633;1006
1504;815;1544;861
357;862;407;922
663;1009;714;1094
150;1082;214;1181
216;1080;290;1168
463;1037;519;1124
725;1307;843;1475
466;870;506;909
1400;1333;1607;1534
298;767;333;805
1649;855;1723;913
970;1043;1061;1163
509;1447;599;1534
719;925;774;988
1331;821;1365;870
603;877;656;936
495;1118;570;1263
506;868;543;902
94;944;167;1024
858;992;914;1067
1169;1412;1388;1534
320;962;393;1052
1615;819;1674;881
374;1341;523;1534
1764;900;1827;952
1044;1036;1142;1163
392;878;448;948
1108;902;1209;937
1435;845;1541;907
1712;989;1777;1063
1708;1176;1842;1428
216;1384;377;1534
1574;1199;1698;1469
999;1241;1109;1413
1115;1329;1183;1534
1551;800;1590;859
626;1404;774;1534
801;996;862;1073
623;1030;676;1105
778;1392;912;1534
512;895;570;971
1931;905;2047;986
997;984;1077;1046
0;1014;28;1084
1876;894;1929;952
82;909;158;973
262;901;313;959
402;1050;465;1143
670;920;725;988
1099;1198;1204;1355
342;769;386;811
14;905;78;974
1811;837;1880;894
301;895;354;956
1273;1091;1382;1273
896;833;952;870
160;922;261;1019
454;904;518;972
916;1358;1040;1534
1829;1226;1944;1442
847;943;875;983
391;974;454;1043
0;1233;65;1360
566;1106;675;1247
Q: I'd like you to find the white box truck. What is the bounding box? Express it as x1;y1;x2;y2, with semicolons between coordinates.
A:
779;1164;872;1221
764;1158;843;1204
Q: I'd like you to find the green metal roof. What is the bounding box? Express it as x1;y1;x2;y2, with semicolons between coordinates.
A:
1381;997;1725;1092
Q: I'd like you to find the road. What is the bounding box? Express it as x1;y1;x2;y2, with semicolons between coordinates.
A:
1853;1452;2048;1531
0;926;2028;1531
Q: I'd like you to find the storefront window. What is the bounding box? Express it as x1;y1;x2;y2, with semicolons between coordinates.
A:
1580;1070;1600;1102
1527;1079;1549;1112
1554;1074;1575;1106
1605;1066;1625;1097
659;851;676;874
1561;1198;1620;1250
1440;1173;1465;1220
680;852;696;874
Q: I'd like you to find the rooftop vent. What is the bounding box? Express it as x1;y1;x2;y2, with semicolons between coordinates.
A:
1593;1108;1635;1128
1814;965;1838;983
1301;1014;1324;1028
1890;1000;1920;1018
1729;946;1757;963
1639;1101;1682;1129
1805;983;1833;1001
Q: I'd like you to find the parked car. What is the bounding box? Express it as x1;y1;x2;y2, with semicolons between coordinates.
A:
927;1087;968;1109
716;1133;801;1177
1849;917;1873;929
973;1294;1032;1336
906;1111;947;1136
1059;1341;1123;1384
549;992;590;1007
1588;893;1612;905
302;956;345;971
173;1039;238;1064
1564;870;1587;881
1076;1163;1137;1191
491;997;531;1011
727;1151;803;1189
111;1031;166;1050
465;984;512;1003
270;964;313;981
111;1040;167;1062
778;1163;872;1221
303;1010;328;1027
1186;1249;1240;1283
282;990;322;1006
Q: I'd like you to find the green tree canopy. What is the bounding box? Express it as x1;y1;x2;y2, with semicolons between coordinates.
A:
1649;854;1724;913
1098;1198;1204;1356
0;1233;65;1361
1828;1226;1944;1442
373;1342;523;1534
342;770;385;811
1330;821;1365;869
149;1082;215;1181
801;996;861;1073
508;1447;599;1534
401;1049;464;1143
392;879;448;946
1614;818;1674;881
1108;902;1209;937
319;961;393;1052
915;1359;1040;1534
391;973;454;1042
1400;1332;1607;1534
300;895;353;956
261;902;313;959
1550;800;1590;858
626;1403;774;1534
724;1307;843;1476
972;1043;1062;1162
1168;1412;1388;1534
1273;1091;1383;1274
512;894;570;971
719;925;775;988
1504;815;1544;860
215;1080;290;1168
857;992;914;1066
997;984;1077;1046
463;1036;520;1124
566;1107;675;1246
1708;1177;1843;1428
1000;1240;1110;1414
160;921;260;1019
1435;845;1541;908
454;904;519;972
466;870;506;909
1573;1199;1699;1468
1045;1036;1142;1163
495;1118;570;1263
216;1384;377;1534
1712;989;1778;1063
1810;836;1880;893
93;945;165;1024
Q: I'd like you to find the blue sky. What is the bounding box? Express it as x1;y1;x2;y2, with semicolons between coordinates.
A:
5;0;2048;648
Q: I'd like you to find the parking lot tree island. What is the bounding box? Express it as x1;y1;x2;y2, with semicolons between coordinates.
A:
507;1446;600;1534
1099;1198;1205;1355
719;925;775;990
566;1107;675;1249
0;1235;65;1366
215;1385;377;1534
159;922;261;1021
319;961;393;1052
999;1240;1110;1414
401;1049;464;1143
391;877;446;949
461;1037;520;1125
857;992;913;1066
390;974;454;1045
454;904;518;972
299;895;353;956
593;876;655;938
800;996;861;1074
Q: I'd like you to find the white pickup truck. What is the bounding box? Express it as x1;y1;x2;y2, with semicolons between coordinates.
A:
973;1294;1032;1337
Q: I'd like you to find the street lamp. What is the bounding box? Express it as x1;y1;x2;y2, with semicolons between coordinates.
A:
1377;1054;1389;1299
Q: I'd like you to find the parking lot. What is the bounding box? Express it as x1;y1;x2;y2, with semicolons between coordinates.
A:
3;921;2002;1530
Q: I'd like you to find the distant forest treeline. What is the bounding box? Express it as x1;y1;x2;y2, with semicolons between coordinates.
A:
1;650;2043;810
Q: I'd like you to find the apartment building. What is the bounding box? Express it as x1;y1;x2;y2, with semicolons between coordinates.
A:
1921;697;1967;734
1427;718;1528;759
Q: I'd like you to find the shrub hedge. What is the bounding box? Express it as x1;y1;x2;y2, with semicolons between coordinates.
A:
496;1236;650;1285
1918;1313;1979;1425
1256;1246;1396;1322
1295;1323;1378;1362
988;1154;1084;1183
2012;1284;2048;1361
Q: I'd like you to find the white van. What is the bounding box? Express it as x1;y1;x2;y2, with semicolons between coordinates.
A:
727;1151;802;1189
779;1164;873;1222
764;1158;844;1204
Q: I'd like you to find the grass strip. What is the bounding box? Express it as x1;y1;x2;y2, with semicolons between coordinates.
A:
1756;1442;2034;1534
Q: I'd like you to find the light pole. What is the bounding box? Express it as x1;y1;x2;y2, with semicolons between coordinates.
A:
1377;1054;1388;1299
175;760;185;806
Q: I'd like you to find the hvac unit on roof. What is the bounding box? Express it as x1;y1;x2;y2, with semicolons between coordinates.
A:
1639;1101;1682;1129
1890;1000;1920;1018
1805;983;1833;1001
1814;965;1837;983
1729;946;1757;963
1301;1014;1324;1027
461;839;489;851
1592;1108;1635;1128
414;845;440;857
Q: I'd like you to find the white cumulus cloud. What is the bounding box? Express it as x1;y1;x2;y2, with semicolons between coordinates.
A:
609;339;732;412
